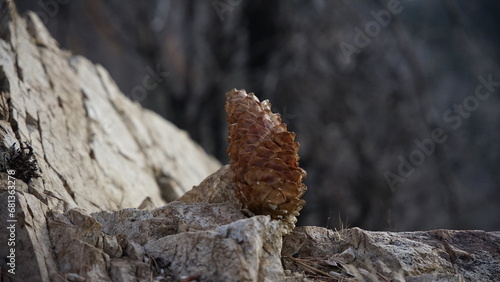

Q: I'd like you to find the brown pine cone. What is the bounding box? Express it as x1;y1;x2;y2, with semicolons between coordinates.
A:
225;89;307;220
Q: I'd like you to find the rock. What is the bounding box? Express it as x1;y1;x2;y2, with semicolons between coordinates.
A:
43;201;289;281
108;259;152;282
0;1;220;214
178;165;242;210
91;202;246;245
47;209;111;282
103;234;123;258
0;1;218;281
282;226;500;281
143;215;286;281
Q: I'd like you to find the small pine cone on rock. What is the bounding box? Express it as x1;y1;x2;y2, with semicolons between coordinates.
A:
225;89;307;220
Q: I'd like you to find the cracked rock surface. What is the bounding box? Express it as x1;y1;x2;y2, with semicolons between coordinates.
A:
0;1;220;212
283;227;500;281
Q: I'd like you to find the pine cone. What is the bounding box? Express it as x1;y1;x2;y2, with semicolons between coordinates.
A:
225;89;307;220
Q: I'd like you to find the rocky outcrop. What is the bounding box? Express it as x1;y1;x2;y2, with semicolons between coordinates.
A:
0;1;218;281
283;227;500;281
0;1;220;210
0;2;499;281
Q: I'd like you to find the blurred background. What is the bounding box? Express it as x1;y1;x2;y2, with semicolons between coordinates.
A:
15;0;500;231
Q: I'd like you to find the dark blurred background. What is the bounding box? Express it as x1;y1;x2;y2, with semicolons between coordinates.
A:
15;0;500;231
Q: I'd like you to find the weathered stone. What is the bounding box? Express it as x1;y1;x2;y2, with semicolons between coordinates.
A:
151;201;246;232
0;2;218;280
92;202;246;246
124;241;145;261
283;226;500;281
0;3;220;215
178;165;242;210
47;209;111;281
108;259;152;282
143;215;286;282
103;234;123;258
